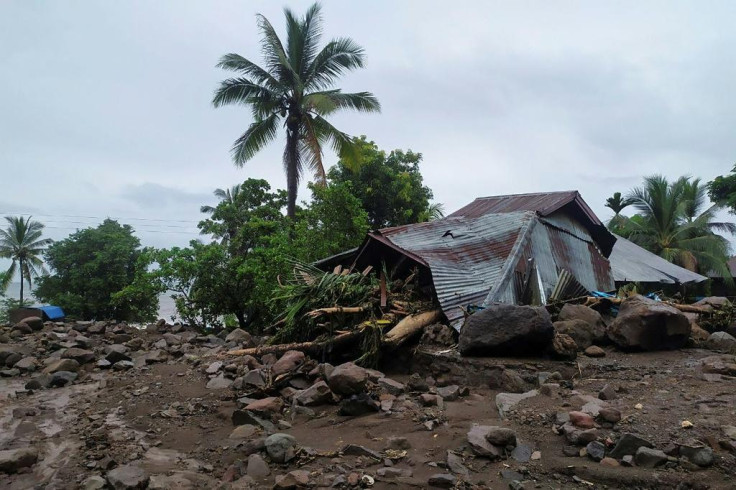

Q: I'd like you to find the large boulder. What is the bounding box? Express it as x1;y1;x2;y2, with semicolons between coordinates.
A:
326;362;369;395
550;333;577;360
694;296;731;309
706;331;736;353
558;304;606;343
458;304;554;356
0;447;38;473
553;320;598;349
21;316;44;331
607;295;690;351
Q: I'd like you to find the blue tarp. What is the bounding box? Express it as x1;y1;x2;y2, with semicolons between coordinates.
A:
32;305;65;320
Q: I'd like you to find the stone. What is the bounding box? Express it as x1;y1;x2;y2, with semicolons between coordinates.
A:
97;359;112;369
271;350;305;376
206;374;233;390
205;361;223;374
569;411;595;429
598;384;617;401
225;328;252;345
43;358;80;374
446;451;469;477
420;393;443;407
558;304;607;343
377;467;412;478
62;347;96;364
342;444;381;459
244;397;283;415
436;384;461;401
105;345;131;363
488;369;529;393
562;424;598;446
386;436;411;450
50;370;78;387
679;446;714;467
231;411;275;432
609;433;653;459
584;345;606;357
722;425;736;440
484;426;517;446
13;356;37;372
163;333;182;345
106;464;149;489
338;393;380;416
467;425;504;459
554;319;597;350
634;447;667;468
510;444;533;462
586;441;606;461
428;473;456;488
326;362;369;395
25;375;52;390
246;453;270;478
295;380;334;406
691;324;710;343
274;470;309;489
694;296;731;309
706;332;736;352
143;349;167;364
81;475;107;490
11;323;32;335
378;377;405;395
700;355;736;376
265;433;297;463
496;390;538;418
598;407;621;423
608;295;690;351
600;457;620;467
112;360;134;371
22;316;44;331
0;447;38;473
242;369;266;387
550;332;578;360
458;304;554;356
229;424;258;439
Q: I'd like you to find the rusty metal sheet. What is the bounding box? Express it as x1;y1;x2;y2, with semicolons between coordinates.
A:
609;234;707;284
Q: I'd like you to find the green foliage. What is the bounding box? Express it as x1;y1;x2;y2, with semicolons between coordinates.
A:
270;260;377;343
0;216;52;303
613;175;734;279
605;192;635;217
35;219;159;321
708;164;736;214
212;3;380;217
328;137;434;228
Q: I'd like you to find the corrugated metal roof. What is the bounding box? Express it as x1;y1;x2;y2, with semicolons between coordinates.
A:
372;212;535;325
608;234;707;284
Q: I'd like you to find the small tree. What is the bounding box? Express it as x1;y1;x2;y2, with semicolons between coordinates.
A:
35;219;158;321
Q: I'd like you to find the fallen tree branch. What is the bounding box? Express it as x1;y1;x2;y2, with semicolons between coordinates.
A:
586;297;712;314
224;330;362;357
305;306;370;318
383;309;442;348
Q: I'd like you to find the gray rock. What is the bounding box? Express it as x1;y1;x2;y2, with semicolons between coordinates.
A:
81;475;107;490
13;356;37;372
458;304;554;356
265;433;297;463
551;332;578;360
0;447;38;473
496;390;538;418
271;350;305;376
25;375;52;390
510;444;532;462
295;380;334;406
107;463;149;489
242;369;266;387
558;304;607;343
378;377;405;395
446;451;469;477
43;358;80;374
341;444;381;459
608;295;690;351
679;445;714;467
50;371;78;387
634;447;667;468
206;374;232;390
205;361;223;374
338;393;379;416
225;328;253;345
706;332;736;352
22;316;44;331
467;425;504;459
246;453;270;477
428;473;456;488
586;441;606;461
96;359;112;369
62;347;96;364
112;360;134;371
485;427;517;446
609;433;653;459
105;344;131;363
598;384;617;401
326;362;369;395
436;384;461;401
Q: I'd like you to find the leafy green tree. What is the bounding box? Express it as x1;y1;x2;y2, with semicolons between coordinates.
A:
620;175;734;277
707;164;736;213
200;184;244;215
328;137;434;229
0;216;52;304
212;3;380;218
35;219;158;321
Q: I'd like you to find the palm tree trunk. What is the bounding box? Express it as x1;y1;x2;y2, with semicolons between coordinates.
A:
19;258;24;305
285;127;299;219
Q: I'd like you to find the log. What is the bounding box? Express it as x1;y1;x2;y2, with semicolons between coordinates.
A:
585;297;713;314
225;330;361;357
383;309;442;348
305;306;369;318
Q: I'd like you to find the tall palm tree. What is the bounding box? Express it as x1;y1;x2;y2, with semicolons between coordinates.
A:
212;3;380;218
0;216;53;304
200;184;243;214
624;175;735;277
605;192;634;216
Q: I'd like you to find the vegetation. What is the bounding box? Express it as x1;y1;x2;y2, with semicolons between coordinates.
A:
328;137;434;228
610;175;734;278
35;219;159;321
212;3;380;218
708;164;736;214
0;216;53;304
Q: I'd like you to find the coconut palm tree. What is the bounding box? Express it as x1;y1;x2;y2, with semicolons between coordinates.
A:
605;192;634;216
0;216;53;304
200;184;244;214
212;3;380;218
624;175;734;277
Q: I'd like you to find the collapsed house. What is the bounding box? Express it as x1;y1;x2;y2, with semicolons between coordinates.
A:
317;191;708;331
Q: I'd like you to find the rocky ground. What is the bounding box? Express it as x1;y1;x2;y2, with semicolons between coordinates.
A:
1;299;736;489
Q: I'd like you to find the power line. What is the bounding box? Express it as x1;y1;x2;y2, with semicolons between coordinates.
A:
42;225;201;235
0;211;199;224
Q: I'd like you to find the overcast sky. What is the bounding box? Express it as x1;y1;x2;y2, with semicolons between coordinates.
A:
2;0;735;268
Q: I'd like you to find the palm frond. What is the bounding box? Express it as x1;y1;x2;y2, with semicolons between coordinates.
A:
306;37;366;90
215;53;281;90
256;13;298;86
231;113;280;166
305;90;380;115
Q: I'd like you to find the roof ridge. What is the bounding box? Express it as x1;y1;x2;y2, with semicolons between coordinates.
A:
474;190;578;200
